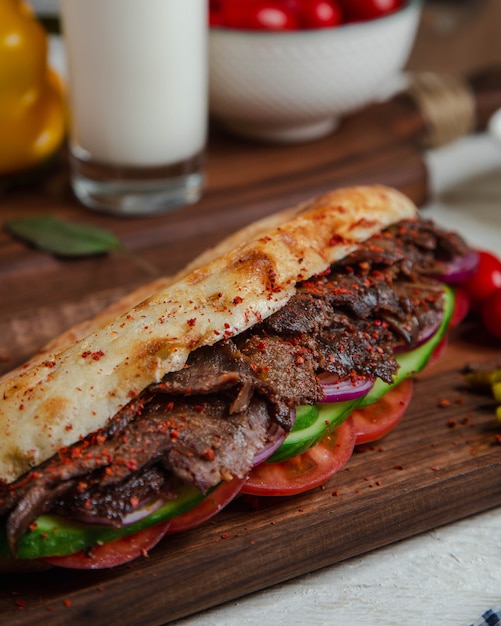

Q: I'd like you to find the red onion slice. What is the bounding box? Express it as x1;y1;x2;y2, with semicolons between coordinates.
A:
432;250;479;285
320;374;374;403
121;498;164;526
73;497;165;527
252;421;288;467
393;316;443;354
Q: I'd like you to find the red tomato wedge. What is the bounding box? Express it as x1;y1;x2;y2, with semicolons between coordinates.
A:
43;521;171;570
449;286;470;329
352;378;413;445
241;416;356;496
166;477;246;534
425;335;449;369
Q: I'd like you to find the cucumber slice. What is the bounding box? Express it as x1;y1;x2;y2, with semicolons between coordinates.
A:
1;483;206;560
267;398;361;463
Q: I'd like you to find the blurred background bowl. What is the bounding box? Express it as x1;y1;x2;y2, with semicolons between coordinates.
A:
209;0;423;143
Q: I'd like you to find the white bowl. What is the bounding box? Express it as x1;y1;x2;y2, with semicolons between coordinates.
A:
209;0;422;143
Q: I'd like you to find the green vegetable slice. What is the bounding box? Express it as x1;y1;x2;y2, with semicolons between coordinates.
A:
268;399;360;463
1;484;205;560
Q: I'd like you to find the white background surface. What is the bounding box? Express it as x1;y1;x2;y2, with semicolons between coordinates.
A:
170;135;501;626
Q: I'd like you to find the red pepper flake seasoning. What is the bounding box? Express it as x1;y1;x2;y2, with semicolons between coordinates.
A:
447;418;457;428
202;448;215;461
233;296;243;305
15;599;26;610
430;466;439;471
332;490;339;496
187;318;196;327
63;599;72;608
394;464;404;470
438;398;451;408
495;434;501;445
81;350;105;361
220;532;229;539
328;234;346;246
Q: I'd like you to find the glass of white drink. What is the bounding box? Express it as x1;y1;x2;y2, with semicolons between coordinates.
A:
60;0;208;216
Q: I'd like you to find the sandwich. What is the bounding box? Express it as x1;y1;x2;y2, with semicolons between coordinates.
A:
0;185;476;570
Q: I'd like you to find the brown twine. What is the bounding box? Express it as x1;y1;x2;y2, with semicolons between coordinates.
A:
406;72;477;148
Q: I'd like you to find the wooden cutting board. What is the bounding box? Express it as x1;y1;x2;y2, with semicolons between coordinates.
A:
0;321;500;625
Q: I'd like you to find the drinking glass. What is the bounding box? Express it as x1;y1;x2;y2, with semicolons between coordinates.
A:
59;0;208;216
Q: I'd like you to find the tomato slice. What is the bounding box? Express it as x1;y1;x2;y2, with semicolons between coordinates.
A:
352;378;413;445
166;477;246;535
425;334;449;369
241;416;356;496
449;286;470;329
42;521;171;570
